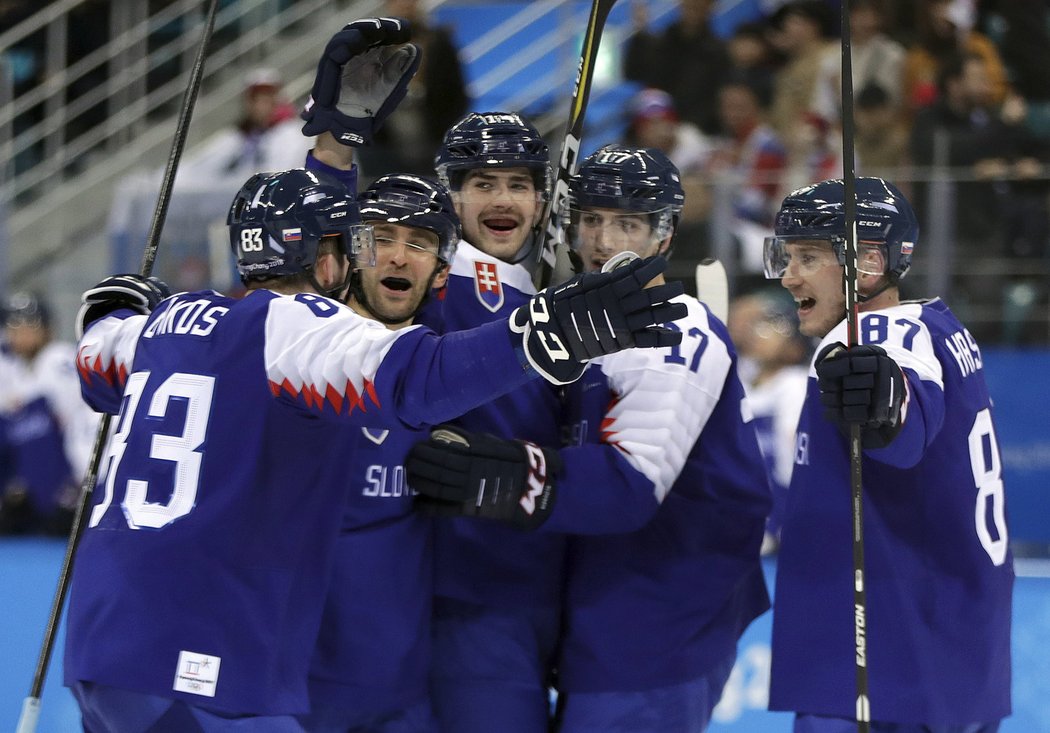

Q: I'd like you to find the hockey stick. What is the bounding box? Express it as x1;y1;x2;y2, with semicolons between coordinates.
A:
838;2;871;731
695;258;729;323
16;2;220;730
532;0;617;290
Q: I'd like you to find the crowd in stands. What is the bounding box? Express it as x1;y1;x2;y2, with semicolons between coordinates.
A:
621;0;1050;342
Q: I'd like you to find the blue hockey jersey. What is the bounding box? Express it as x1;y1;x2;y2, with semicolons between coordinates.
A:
64;288;535;716
555;296;772;692
418;241;565;609
769;299;1013;724
307;420;433;719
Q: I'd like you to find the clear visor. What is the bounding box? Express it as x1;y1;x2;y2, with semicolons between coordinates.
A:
762;235;888;279
452;169;544;205
564;206;673;255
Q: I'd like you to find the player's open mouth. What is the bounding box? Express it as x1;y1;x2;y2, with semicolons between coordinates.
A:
381;277;412;292
796;297;815;313
483;217;518;234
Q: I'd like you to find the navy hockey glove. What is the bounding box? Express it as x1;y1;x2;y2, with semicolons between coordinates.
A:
816;342;906;449
301;18;421;146
77;274;171;339
407;425;561;531
509;256;687;385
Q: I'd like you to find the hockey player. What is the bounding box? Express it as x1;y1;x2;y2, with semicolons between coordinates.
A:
0;293;99;535
763;177;1012;731
302;173;460;733
62;19;687;731
407;145;773;732
420;111;568;733
727;289;811;553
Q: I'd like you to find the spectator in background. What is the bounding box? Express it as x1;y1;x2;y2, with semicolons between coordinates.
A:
810;0;906;128
902;0;1008;115
727;289;810;555
766;1;840;194
726;21;779;100
704;72;788;274
910;52;1048;257
983;1;1050;139
854;83;911;179
624;0;730;136
0;293;99;536
179;68;311;186
356;0;470;181
625;88;712;174
624;87;712;251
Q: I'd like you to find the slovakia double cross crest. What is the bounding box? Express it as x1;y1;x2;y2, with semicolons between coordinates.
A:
473;260;504;312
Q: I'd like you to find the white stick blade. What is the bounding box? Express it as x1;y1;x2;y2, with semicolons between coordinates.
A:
695;259;729;323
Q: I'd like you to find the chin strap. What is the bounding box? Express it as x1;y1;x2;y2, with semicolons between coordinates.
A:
856;276;895;304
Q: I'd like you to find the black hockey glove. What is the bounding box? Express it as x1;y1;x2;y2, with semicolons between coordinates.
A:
77;274;171;339
509;256;687;385
301;17;421;147
816;342;906;449
407;425;561;531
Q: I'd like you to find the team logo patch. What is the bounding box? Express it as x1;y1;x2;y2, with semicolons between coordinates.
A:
474;261;504;312
173;650;220;697
282;228;302;242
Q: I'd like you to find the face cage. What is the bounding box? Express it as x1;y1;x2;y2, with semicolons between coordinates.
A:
563;206;676;254
762;235;888;279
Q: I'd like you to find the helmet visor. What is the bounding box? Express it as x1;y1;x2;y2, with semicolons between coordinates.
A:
565;206;673;254
762;235;843;279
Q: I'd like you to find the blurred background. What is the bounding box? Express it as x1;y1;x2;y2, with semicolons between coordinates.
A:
1;0;1048;730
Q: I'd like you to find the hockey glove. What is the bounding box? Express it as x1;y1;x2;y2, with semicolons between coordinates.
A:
407;425;561;531
301;17;421;147
77;274;171;339
816;342;906;449
509;255;687;384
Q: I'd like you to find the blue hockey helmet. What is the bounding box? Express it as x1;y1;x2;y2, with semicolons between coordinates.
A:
765;176;918;281
434;112;553;198
2;292;51;328
357;174;461;264
227;168;373;284
566;144;685;256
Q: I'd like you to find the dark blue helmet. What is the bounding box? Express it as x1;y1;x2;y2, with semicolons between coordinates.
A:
434;112;553;197
227;168;370;283
566;145;685;256
357;174;461;264
2;292;51;328
768;177;918;281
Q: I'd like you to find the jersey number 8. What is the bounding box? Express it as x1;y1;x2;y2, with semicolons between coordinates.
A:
969;407;1008;566
90;371;215;530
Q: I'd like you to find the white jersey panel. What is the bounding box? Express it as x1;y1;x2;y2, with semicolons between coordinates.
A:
75;313;149;387
262;292;418;407
596;296;732;502
818;302;944;387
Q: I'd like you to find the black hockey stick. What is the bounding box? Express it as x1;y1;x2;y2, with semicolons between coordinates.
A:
16;2;220;730
532;0;617;290
838;2;871;731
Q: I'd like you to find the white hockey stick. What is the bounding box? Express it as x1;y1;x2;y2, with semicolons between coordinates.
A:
695;258;729;323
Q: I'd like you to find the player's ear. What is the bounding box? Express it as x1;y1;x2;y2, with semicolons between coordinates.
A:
432;263;450;289
858;244;887;289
